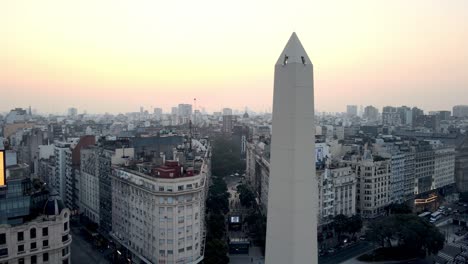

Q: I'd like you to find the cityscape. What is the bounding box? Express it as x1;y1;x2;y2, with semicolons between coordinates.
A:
2;1;468;264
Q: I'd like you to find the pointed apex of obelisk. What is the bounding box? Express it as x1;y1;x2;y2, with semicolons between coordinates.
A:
276;32;312;66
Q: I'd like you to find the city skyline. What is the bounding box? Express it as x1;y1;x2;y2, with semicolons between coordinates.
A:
2;1;468;113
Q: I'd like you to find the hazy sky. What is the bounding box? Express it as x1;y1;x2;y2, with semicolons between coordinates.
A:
1;0;467;114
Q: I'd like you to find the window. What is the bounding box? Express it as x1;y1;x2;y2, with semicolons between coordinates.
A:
18;244;25;253
0;248;8;257
0;233;5;245
31;255;37;264
178;185;184;191
159;250;165;256
18;258;24;264
159;186;165;191
62;235;68;242
42;227;48;237
18;232;24;242
62;246;69;256
30;228;36;239
31;242;37;250
62;258;69;264
167;250;173;255
43;240;49;248
64;222;68;231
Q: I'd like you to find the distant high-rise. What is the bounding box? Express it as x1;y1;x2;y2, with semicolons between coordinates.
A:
265;33;318;263
67;107;77;117
222;108;233;116
453;105;468;118
154;107;163;120
346;105;358;117
363;105;379;121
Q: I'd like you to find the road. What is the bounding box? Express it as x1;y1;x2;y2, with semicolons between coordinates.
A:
319;241;374;264
71;225;110;264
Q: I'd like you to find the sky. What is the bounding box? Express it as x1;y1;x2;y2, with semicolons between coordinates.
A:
1;0;468;114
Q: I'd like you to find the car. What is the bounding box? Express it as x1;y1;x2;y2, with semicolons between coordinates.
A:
327;248;336;254
359;236;366;241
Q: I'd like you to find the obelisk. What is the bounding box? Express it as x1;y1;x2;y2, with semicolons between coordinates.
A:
265;32;318;263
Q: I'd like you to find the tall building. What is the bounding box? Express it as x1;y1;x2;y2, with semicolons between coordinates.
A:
222;108;232;116
54;141;71;202
317;164;356;224
453;105;468;118
265;33;318;263
346;105;358;117
110;143;210;264
345;151;391;219
67;107;77;117
154;108;163;121
222;115;233;134
363;105;379;121
382;106;401;126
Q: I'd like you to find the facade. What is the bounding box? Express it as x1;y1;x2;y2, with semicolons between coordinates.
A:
222;115;233;134
363;105;379;122
0;167;72;264
54;142;71;202
317;165;356;225
453;105;468;118
382;106;401;126
455;136;468;192
265;33;318;263
79;147;100;224
347;151;391;219
110;147;210;264
346;105;358;117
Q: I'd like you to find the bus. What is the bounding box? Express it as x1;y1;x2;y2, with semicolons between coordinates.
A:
418;211;431;219
430;211;443;223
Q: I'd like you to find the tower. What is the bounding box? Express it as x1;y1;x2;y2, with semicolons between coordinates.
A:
265;33;318;263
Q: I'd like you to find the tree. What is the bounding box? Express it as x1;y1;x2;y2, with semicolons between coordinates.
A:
386;203;412;215
347;215;363;239
203;239;230;264
237;184;256;208
366;214;444;256
332;214;349;243
211;136;245;176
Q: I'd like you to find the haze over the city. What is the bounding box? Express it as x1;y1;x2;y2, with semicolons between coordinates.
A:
2;0;468;114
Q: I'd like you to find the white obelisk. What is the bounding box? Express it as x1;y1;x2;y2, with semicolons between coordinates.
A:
265;33;318;264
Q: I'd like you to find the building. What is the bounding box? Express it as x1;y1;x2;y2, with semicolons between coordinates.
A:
455;136;468;192
67;108;78;117
382;106;401;126
453;105;468;118
317;164;356;225
265;33;318;263
79;147;100;224
363;105;379;122
222;115;233;134
346;105;358;117
110;144;210;264
0;165;72;264
222;108;233;116
154;108;163;121
64;136;95;213
345;151;391;219
54;141;72;202
5;108;28;124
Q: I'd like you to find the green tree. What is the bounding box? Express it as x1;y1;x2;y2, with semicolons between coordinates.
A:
386;203;412;215
203;239;230;264
236;184;255;208
211;136;245;176
347;215;363;239
333;214;349;243
366;214;444;256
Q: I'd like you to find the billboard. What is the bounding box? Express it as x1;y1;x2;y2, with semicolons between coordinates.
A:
0;150;5;187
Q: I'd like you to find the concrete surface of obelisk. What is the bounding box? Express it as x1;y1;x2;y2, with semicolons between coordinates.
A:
265;32;318;264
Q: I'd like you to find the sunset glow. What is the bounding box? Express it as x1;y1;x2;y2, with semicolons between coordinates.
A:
1;0;468;113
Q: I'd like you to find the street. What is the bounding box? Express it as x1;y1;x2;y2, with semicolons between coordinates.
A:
319;241;374;264
70;224;110;264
